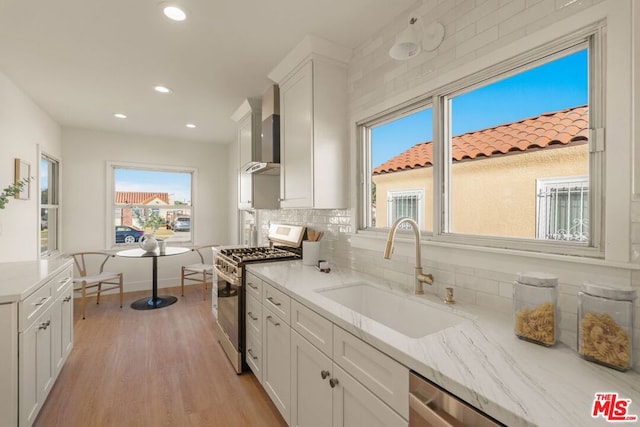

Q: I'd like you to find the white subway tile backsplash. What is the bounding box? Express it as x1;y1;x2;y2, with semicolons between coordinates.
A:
499;281;514;298
476;292;512;314
456;26;499;57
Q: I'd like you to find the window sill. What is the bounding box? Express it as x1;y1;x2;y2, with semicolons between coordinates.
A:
351;230;640;271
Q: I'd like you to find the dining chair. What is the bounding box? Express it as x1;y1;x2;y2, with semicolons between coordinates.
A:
181;244;217;300
70;251;124;319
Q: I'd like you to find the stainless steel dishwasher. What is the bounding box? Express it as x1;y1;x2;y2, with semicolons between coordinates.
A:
409;372;504;426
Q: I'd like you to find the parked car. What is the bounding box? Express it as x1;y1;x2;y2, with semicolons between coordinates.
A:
115;226;144;244
172;217;190;232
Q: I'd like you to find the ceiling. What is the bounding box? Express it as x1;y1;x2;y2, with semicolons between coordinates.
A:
0;0;418;144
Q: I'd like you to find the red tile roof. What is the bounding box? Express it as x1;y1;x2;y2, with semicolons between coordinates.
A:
115;192;170;205
373;105;588;175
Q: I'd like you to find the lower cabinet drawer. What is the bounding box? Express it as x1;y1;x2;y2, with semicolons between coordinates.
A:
333;326;409;419
291;299;333;357
19;283;53;332
246;294;262;337
245;329;263;384
52;267;73;298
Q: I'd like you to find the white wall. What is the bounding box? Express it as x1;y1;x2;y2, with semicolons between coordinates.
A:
62;127;230;290
0;71;61;262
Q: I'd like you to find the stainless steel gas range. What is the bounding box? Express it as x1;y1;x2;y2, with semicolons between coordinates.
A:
213;224;305;373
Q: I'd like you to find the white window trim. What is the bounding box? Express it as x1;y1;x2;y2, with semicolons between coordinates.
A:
386;189;424;229
106;161;196;249
358;24;605;259
39;149;61;258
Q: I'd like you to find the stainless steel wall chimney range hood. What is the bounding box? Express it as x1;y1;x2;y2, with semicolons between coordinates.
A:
243;85;280;174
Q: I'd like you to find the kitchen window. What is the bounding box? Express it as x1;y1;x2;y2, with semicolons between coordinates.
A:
108;163;195;246
360;27;603;256
40;154;59;255
366;104;433;232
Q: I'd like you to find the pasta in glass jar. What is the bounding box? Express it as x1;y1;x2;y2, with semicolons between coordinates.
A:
578;284;636;371
513;272;558;346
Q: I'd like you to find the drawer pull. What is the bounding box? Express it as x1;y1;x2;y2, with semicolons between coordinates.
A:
248;311;258;321
248;349;258;360
329;378;339;388
33;296;49;306
248;282;258;290
266;315;280;326
266;296;281;307
38;320;51;330
321;370;330;380
63;296;72;303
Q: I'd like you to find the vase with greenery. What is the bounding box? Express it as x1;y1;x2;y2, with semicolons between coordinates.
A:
0;178;30;209
134;210;164;252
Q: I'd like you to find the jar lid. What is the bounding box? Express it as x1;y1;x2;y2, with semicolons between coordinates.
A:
516;272;558;287
581;282;637;301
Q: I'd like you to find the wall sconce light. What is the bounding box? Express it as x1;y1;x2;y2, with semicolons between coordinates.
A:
389;16;445;61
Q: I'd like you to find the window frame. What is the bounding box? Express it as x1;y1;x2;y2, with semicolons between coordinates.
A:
106;161;196;248
40;152;60;257
358;24;605;258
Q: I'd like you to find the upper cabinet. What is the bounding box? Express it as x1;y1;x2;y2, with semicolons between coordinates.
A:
268;36;351;209
232;98;279;210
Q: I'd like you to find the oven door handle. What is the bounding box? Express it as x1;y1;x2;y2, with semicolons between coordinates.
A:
214;265;239;286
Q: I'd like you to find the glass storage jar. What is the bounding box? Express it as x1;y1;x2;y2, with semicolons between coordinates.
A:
513;272;558;346
578;283;636;371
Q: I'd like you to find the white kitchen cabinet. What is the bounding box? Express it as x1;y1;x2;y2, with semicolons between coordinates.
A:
270;36;349;209
19;304;55;427
332;364;407;427
0;260;73;427
262;281;292;424
52;282;73;374
290;301;407;427
245;281;263;383
263;304;291;424
291;330;333;427
232;98;279;210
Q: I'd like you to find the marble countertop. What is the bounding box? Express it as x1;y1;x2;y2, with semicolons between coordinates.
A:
0;257;73;303
247;260;640;427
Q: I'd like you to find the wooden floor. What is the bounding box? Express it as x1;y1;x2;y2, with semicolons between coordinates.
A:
34;285;287;427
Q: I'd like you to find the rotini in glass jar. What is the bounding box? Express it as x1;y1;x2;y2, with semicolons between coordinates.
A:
513;272;558;346
578;283;636;371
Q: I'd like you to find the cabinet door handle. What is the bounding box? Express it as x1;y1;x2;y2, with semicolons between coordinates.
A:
247;282;258;290
33;296;49;306
320;370;330;380
248;311;258;321
39;320;51;330
266;315;280;326
63;296;72;303
329;378;339;388
247;349;258;360
266;296;281;307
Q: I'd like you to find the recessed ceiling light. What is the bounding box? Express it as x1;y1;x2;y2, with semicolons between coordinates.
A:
154;85;172;93
114;113;127;119
163;5;187;21
186;123;196;128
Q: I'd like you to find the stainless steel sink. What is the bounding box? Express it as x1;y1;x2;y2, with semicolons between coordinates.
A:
316;282;470;338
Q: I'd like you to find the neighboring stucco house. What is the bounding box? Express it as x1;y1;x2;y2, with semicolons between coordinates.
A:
372;105;589;240
114;192;174;227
